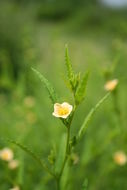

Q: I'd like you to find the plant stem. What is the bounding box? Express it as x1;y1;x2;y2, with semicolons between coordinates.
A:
56;178;60;190
56;124;71;190
60;126;70;177
55;105;76;189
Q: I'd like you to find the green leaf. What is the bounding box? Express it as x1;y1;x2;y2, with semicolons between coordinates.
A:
32;68;58;104
64;46;82;95
73;72;81;94
65;45;74;87
77;93;110;142
75;71;89;105
0;138;55;178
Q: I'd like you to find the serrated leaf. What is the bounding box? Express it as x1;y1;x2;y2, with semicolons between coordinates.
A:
61;73;72;91
72;72;81;94
32;68;58;104
75;71;89;105
0;138;55;177
65;45;74;86
77;93;110;142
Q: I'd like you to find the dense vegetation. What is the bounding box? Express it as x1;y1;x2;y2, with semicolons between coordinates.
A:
0;0;127;189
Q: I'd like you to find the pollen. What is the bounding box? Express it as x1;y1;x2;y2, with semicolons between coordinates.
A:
58;106;70;116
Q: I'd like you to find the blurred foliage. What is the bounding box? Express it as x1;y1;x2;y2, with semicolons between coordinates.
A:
0;1;38;94
1;0;127;93
0;0;127;189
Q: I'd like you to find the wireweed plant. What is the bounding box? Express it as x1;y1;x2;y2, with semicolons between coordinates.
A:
2;46;110;190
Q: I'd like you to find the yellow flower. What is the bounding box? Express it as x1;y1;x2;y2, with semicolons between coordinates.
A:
113;151;127;166
52;102;73;119
10;186;20;190
104;79;118;91
8;159;19;170
0;148;13;162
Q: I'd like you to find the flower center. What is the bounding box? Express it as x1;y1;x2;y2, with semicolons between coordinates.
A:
58;107;69;116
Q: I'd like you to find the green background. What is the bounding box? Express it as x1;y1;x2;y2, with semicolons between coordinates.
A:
0;0;127;189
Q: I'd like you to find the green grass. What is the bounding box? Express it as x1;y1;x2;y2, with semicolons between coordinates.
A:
0;3;127;189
